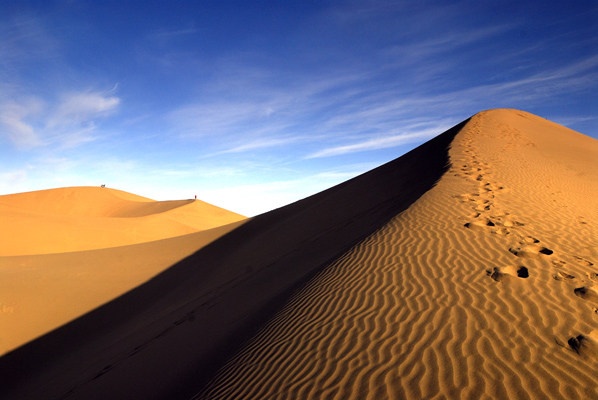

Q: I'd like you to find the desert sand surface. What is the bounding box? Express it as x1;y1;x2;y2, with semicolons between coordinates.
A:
0;188;247;354
0;220;246;356
0;186;246;256
1;109;597;400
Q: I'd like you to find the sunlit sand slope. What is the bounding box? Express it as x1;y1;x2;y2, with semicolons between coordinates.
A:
0;220;246;355
197;109;598;399
0;117;463;399
0;187;246;255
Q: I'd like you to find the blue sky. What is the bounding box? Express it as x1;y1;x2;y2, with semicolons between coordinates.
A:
1;1;596;216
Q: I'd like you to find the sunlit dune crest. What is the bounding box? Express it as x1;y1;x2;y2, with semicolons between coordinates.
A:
1;109;597;399
0;186;246;256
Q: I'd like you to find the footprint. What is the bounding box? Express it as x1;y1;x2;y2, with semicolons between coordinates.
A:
522;236;540;244
479;192;495;200
574;256;594;267
475;203;493;212
464;219;496;230
482;182;504;191
577;216;588;225
553;271;576;282
552;260;566;268
492;227;510;236
509;245;553;259
487;266;529;282
456;193;486;204
503;220;524;228
574;286;598;304
568;331;598;359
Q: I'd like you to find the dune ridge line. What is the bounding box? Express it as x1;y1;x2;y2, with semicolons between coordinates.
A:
197;109;598;400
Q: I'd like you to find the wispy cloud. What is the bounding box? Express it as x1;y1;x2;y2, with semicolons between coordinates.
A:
165;47;597;162
150;27;197;40
171;101;282;138
0;14;120;150
307;128;441;158
549;115;596;130
0;98;44;148
1;1;596;217
0;156;82;195
213;135;310;155
0;15;59;69
424;54;598;108
0;89;120;149
383;23;515;65
0;168;28;189
49;90;120;128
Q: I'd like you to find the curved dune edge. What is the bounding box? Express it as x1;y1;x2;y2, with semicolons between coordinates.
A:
0;116;463;399
196;109;598;399
0;187;246;256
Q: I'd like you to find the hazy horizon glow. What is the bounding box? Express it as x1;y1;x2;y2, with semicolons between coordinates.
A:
1;1;596;216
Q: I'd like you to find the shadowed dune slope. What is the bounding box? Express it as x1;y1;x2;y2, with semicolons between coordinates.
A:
0;187;246;255
197;109;598;399
0;117;464;399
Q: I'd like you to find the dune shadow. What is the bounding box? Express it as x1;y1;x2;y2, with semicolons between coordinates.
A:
0;120;468;400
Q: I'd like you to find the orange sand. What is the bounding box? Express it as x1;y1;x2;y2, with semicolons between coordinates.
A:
199;110;598;399
0;188;246;354
0;187;245;256
1;110;597;400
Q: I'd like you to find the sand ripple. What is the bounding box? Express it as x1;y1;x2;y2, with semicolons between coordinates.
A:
198;110;598;400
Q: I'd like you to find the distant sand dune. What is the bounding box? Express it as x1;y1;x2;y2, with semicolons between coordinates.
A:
0;187;246;255
0;187;247;355
1;110;597;399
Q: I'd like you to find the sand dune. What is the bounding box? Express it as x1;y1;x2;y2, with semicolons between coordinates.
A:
0;187;247;354
1;109;597;399
0;186;246;256
198;110;598;399
0;220;246;355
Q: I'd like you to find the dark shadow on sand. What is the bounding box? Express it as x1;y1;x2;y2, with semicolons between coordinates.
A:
0;120;468;400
